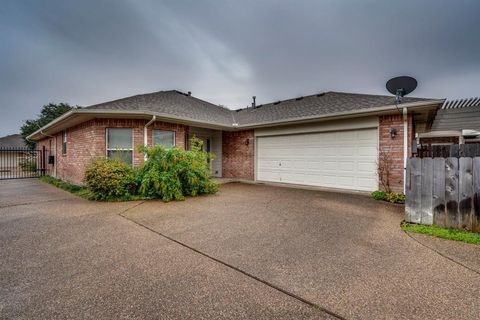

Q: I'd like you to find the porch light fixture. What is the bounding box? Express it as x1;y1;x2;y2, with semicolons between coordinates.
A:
245;138;250;146
389;128;397;139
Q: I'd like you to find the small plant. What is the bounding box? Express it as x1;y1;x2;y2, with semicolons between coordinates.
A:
83;158;137;200
371;190;405;204
371;190;386;201
385;192;406;204
19;155;37;173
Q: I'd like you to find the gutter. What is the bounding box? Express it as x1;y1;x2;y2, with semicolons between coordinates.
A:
144;115;156;160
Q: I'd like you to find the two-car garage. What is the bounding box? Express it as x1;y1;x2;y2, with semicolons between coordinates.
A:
255;118;379;192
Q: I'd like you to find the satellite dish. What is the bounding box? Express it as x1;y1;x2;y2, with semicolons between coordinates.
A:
386;76;417;103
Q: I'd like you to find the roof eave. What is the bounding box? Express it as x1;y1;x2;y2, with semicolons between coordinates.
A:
27;109;233;141
27;99;445;140
235;99;445;129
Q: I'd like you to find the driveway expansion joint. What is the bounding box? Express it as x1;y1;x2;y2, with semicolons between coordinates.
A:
118;204;348;320
0;197;74;209
402;230;480;276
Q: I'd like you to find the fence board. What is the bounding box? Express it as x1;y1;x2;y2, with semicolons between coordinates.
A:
432;158;446;227
406;158;422;223
459;158;474;229
445;158;459;228
420;158;434;225
473;158;480;232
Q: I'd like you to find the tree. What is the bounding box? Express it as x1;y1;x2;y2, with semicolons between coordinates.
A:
20;103;74;148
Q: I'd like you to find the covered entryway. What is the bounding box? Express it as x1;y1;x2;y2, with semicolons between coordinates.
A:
188;127;222;178
256;128;378;191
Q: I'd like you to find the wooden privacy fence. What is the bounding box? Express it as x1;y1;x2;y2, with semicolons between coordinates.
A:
405;157;480;232
416;143;480;158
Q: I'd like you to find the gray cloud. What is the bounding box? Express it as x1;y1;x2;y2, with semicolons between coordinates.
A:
1;0;479;136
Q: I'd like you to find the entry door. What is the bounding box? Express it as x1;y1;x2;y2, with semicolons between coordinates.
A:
256;128;378;191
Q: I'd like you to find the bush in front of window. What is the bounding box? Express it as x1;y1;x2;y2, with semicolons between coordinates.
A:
137;136;218;202
83;158;137;200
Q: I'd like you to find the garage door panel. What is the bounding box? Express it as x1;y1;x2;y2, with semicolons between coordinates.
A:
257;128;378;191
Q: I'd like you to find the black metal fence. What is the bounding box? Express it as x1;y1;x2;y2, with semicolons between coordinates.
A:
416;143;480;158
0;147;48;180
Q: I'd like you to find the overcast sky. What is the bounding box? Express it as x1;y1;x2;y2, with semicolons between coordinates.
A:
1;0;479;136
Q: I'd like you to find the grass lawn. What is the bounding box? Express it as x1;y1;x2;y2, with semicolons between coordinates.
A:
39;176;143;201
402;222;480;245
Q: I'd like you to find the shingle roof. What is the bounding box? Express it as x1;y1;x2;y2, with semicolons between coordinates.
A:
85;90;234;126
84;90;438;127
431;98;480;131
234;91;432;125
0;134;27;148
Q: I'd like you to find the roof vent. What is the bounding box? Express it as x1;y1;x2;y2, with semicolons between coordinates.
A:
251;96;256;108
187;91;191;96
273;101;281;105
295;96;303;101
316;92;325;97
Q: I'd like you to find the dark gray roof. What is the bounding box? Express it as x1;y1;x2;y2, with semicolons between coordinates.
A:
234;91;432;125
84;90;438;127
432;98;480;131
85;90;234;126
0;134;27;148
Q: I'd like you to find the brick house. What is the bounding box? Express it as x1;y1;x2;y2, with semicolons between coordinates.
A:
28;90;444;192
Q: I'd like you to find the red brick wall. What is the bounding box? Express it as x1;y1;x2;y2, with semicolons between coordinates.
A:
37;118;188;185
378;113;413;193
222;130;254;180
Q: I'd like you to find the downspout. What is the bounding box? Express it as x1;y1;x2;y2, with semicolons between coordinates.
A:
144;116;156;160
403;107;408;194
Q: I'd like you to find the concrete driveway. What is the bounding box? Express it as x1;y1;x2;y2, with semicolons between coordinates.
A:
1;180;480;319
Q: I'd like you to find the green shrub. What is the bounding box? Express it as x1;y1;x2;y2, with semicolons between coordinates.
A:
20;155;37;172
371;190;386;201
138;136;218;202
83;158;137;200
385;192;406;204
371;190;405;204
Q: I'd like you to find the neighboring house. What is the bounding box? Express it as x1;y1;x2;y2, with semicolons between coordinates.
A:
0;134;29;172
27;90;444;192
417;97;480;146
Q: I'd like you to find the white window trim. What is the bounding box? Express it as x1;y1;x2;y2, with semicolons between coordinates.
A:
152;129;176;148
105;128;134;164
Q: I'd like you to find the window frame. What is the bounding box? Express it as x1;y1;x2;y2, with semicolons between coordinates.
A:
62;130;67;155
105;128;134;164
152;129;176;149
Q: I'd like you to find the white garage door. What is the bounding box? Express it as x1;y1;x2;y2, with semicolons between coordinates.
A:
256;128;378;191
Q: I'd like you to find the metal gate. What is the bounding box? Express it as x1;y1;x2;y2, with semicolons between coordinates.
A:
0;147;48;180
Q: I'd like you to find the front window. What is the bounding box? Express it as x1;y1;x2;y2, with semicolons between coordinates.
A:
153;130;175;148
106;128;133;164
